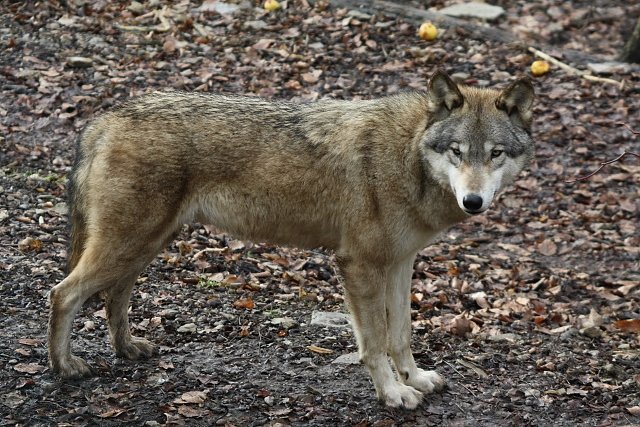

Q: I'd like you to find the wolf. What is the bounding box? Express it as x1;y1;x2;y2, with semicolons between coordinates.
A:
48;70;534;409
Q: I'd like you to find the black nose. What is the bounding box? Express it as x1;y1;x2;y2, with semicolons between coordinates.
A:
463;194;483;212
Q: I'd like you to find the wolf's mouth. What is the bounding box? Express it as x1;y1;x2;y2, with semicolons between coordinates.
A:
463;208;487;215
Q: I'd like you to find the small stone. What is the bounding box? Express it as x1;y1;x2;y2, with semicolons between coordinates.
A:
580;326;602;338
244;20;268;30
487;333;521;342
177;323;197;333
82;320;95;331
127;1;145;15
347;10;372;20
332;352;360;365
67;56;93;68
271;317;297;329
451;72;470;82
439;2;505;20
52;203;68;215
587;62;631;75
310;311;351;328
199;1;239;15
159;309;179;319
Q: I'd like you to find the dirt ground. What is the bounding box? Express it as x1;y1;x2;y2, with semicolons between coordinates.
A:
1;0;639;426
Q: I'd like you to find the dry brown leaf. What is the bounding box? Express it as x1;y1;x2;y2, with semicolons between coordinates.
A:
177;406;209;418
227;239;245;251
307;345;333;355
17;237;42;252
224;275;245;286
448;315;473;337
13;363;46;374
627;406;640;416
233;297;254;310
537;239;557;256
159;360;174;370
614;319;640;333
98;408;125;418
18;338;42;346
176;240;192;255
301;70;322;83
252;38;275;50
173;390;207;405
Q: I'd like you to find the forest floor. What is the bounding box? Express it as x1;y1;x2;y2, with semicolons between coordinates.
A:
1;0;639;426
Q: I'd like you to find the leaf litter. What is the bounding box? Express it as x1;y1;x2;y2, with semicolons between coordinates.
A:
0;0;638;426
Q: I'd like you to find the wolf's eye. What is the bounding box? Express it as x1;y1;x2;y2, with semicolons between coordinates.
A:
451;147;461;157
491;149;503;158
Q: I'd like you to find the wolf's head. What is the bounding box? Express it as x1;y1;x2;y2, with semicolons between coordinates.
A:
420;70;535;215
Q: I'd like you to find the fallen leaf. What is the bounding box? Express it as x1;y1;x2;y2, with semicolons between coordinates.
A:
98;408;125;418
178;406;210;418
252;38;275;50
18;338;43;346
627;406;640;416
227;239;245;251
301;69;322;83
537;239;557;256
174;391;207;405
614;319;640;333
307;345;334;355
447;315;477;336
159;360;174;370
13;363;46;374
18;237;43;252
233;298;254;310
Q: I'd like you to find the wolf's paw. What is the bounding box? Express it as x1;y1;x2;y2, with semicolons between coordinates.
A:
115;337;156;360
405;369;445;394
52;355;93;379
378;382;424;409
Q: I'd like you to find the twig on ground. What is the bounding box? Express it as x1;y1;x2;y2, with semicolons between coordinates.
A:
528;47;624;88
565;152;640;183
617;122;640;135
566;123;639;183
115;7;171;33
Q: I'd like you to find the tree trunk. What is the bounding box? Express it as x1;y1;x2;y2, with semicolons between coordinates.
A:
620;17;640;63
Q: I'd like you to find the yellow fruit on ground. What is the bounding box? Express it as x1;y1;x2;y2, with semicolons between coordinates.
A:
531;60;550;76
418;22;438;41
264;0;280;12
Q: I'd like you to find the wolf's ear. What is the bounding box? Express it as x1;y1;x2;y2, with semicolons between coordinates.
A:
496;78;535;129
427;70;464;119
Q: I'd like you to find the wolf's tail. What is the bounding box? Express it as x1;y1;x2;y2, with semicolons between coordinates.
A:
66;126;97;273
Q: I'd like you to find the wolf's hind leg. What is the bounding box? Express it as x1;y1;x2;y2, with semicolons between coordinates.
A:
48;243;127;379
105;270;156;360
386;256;445;394
48;272;96;378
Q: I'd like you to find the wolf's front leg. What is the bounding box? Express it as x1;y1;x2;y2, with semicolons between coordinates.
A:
387;256;445;394
341;258;423;409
